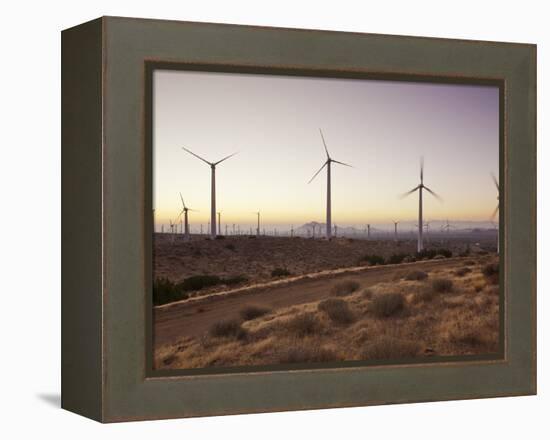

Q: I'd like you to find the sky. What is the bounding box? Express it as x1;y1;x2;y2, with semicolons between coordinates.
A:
153;69;499;231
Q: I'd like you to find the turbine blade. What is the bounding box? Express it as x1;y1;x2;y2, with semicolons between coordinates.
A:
182;146;212;165
319;128;330;159
214;151;238;165
308;161;328;184
491;172;499;191
490;204;499;221
420;156;424;183
179;192;186;209
399;185;420;199
424;186;443;202
332;159;353;168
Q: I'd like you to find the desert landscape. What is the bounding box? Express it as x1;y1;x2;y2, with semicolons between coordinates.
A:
152;69;501;370
153;235;500;369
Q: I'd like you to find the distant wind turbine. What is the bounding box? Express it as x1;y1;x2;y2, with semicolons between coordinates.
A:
169;219;176;242
177;193;197;240
393;221;399;241
182;146;238;238
400;157;443;252
491;172;500;254
308;129;353;239
253;211;261;237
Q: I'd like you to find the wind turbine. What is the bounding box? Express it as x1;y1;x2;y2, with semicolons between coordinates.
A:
177;193;197;240
308;129;353;239
181;146;238;238
253;211;261;237
400;157;443;252
217;212;222;236
491;172;500;254
168;219;176;242
393;221;399;241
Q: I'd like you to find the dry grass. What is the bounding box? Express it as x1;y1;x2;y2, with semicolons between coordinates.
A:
330;280;360;297
454;267;472;277
405;270;428;281
369;293;405;318
361;336;421;360
278;342;341;364
432;278;454;293
318;298;354;324
283;312;322;337
155;255;500;369
209;319;247;340
240;305;271;321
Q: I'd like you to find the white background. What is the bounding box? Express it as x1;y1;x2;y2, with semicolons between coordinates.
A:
0;0;546;438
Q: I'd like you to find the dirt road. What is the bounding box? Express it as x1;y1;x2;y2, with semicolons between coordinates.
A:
154;258;465;347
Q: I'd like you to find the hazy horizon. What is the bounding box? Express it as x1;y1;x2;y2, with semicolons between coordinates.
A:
153;69;499;230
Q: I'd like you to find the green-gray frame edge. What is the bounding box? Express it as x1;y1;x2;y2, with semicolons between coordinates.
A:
61;16;536;422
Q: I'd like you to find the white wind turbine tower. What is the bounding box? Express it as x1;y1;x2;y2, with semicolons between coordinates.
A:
253;211;261;237
491;172;500;254
308;129;353;239
177;193;197;240
393;221;399;241
181;146;238;239
400;157;443;252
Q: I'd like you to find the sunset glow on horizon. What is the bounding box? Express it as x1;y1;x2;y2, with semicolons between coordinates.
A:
153;70;499;230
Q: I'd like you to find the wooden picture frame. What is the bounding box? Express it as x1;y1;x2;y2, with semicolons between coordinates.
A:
61;16;536;422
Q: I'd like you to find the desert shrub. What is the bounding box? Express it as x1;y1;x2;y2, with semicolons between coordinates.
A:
215;235;226;239
284;313;321;337
279;345;339;364
224;243;236;251
360;254;385;266
318;298;354;324
414;288;437;303
239;305;270;321
459;244;471;257
153;277;189;306
448;323;485;347
481;263;499;277
362;288;374;299
454;267;472;277
271;267;291;277
416;249;435;260
436;248;453;258
370;293;405;318
416;248;452;260
330;280;360;296
162;354;177;366
432;278;453;293
223;275;248;286
474;282;485;293
361;336;420;360
405;270;428;281
178;275;222;292
209;319;247;340
482;262;500;285
388;253;408;264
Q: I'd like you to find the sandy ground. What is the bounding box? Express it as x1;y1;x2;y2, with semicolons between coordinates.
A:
153;233;494;290
154;257;464;345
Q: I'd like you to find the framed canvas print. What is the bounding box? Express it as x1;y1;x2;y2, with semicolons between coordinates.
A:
61;16;536;422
